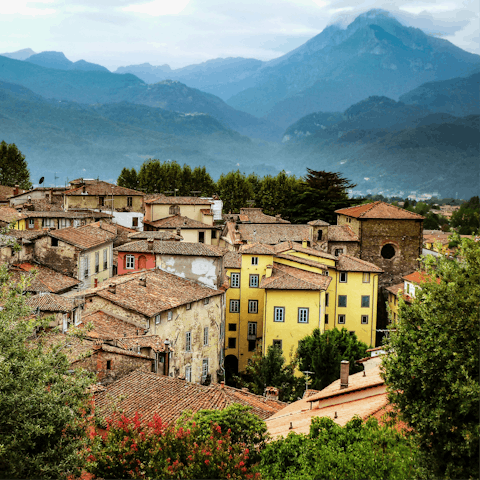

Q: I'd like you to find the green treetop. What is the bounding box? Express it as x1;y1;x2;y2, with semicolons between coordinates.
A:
0;141;32;189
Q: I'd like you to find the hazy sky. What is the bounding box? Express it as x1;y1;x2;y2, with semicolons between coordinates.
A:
1;0;479;70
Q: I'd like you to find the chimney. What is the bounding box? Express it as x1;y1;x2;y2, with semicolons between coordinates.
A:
302;239;308;248
265;265;273;278
147;238;154;250
220;381;225;390
139;276;147;287
176;227;181;236
49;188;53;203
82;185;86;194
13;185;19;196
108;284;116;295
340;360;349;389
275;214;282;223
265;386;279;400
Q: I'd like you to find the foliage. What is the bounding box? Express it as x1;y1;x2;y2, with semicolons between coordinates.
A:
234;345;304;402
117;167;139;190
259;416;419;480
216;170;255;213
297;328;368;391
287;170;358;224
450;196;480;234
0;141;32;189
84;412;257;479
182;404;269;465
0;264;95;479
382;237;480;479
134;159;216;196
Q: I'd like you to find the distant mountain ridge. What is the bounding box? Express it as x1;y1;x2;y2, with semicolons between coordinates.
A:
26;51;109;72
1;48;36;61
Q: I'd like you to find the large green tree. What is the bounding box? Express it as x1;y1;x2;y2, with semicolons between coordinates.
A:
0;265;95;478
383;238;480;479
117;167;139;190
0;141;32;189
297;328;368;391
216;170;255;213
288;169;358;224
450;196;480;234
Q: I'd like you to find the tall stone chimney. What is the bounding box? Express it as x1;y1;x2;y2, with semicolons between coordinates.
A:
340;360;349;389
147;238;154;250
265;386;279;400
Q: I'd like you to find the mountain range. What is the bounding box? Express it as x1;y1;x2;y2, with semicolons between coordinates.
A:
0;9;479;197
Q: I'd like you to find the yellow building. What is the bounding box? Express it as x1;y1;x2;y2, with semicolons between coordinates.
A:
144;195;214;224
63;181;145;213
224;242;382;375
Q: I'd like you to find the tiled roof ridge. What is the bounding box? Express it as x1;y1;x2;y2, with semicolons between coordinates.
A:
340;254;381;268
65;181;144;196
275;253;328;270
274;263;329;287
221;384;286;407
82;309;147;329
336;201;425;219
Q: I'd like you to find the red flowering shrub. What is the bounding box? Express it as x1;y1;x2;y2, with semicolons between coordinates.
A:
83;412;259;479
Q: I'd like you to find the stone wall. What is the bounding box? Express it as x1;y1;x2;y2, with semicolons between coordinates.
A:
34;235;78;276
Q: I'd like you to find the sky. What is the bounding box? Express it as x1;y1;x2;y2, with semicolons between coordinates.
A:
1;0;479;70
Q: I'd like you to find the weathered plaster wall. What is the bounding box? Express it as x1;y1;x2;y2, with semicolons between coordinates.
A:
34;235;78;276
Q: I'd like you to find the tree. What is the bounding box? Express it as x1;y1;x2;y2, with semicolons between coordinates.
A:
383;238;480;479
191;166;216;197
297;328;368;391
117;167;139;190
259;416;419;480
288;170;358;224
216;170;255;213
235;345;304;402
450;196;480;234
0;264;95;478
0;141;32;189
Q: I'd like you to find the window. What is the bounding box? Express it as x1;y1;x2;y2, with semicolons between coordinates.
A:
361;315;369;324
132;217;139;227
211;230;217;239
167;311;173;320
169;205;180;215
251;257;258;265
381;244;396;259
230;273;240;288
361;295;370;308
59;218;71;229
228;337;236;349
325;293;329;307
185;365;192;382
204;297;209;305
202;358;209;378
103;249;108;270
363;272;370;283
106;360;111;370
248;322;257;336
185;332;191;352
28;219;34;229
228;323;237;331
317;230;323;241
198;231;205;243
99;196;105;206
248;340;256;351
248;300;258;314
249;274;259;288
84;255;89;278
51;237;58;247
126;255;135;269
155;314;161;325
203;326;209;346
42;218;54;228
298;308;309;323
95;252;99;273
338;314;346;324
273;339;282;349
325;314;329;325
338;295;347;307
186;303;191;310
274;307;285;322
229;300;240;313
339;272;348;283
335;248;343;256
127;196;133;207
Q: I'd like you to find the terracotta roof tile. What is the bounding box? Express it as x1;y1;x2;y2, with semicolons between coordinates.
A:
65;181;144;197
385;283;404;296
114;335;166;353
335;202;425;220
240;243;275;255
328;225;359;242
336;255;383;273
223;251;241;269
260;263;331;290
402;271;440;284
238;208;290;224
274;241;337;260
145;195;212;205
275;253;328;270
94;269;224;317
144;215;217;229
115;240;225;257
94;370;285;425
10;263;80;293
308;220;330;226
26;293;82;313
50;224;115;250
0;207;27;223
80;310;147;339
129;231;183;241
236;224;311;244
23;210;111;219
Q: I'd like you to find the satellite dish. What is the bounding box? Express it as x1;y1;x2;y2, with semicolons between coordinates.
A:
39;177;44;185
